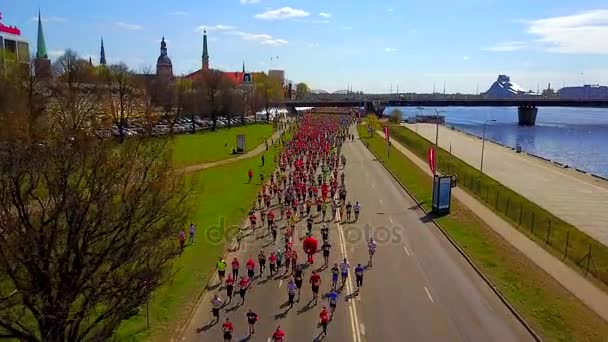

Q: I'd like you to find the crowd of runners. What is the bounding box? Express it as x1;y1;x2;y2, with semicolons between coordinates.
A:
209;114;376;341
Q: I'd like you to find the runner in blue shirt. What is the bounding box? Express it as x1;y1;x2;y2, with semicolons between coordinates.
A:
327;289;339;315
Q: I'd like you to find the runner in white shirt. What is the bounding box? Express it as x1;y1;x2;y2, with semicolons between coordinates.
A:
339;258;351;287
367;238;377;267
211;293;223;323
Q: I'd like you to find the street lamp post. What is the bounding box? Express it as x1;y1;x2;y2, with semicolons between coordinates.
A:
480;119;496;175
433;109;446;175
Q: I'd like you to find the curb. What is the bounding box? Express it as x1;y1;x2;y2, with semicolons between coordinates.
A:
591;174;608;182
171;222;245;341
362;136;542;342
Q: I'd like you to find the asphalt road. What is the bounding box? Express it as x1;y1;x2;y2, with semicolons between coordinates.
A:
178;126;534;342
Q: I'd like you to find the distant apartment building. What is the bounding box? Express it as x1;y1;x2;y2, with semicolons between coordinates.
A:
559;85;608;99
0;12;29;64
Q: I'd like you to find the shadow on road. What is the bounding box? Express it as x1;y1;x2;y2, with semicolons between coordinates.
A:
195;320;217;333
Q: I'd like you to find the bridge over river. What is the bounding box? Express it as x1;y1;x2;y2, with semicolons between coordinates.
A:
275;97;608;126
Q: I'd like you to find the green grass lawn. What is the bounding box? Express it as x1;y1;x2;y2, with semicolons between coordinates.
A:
171;124;274;167
388;125;608;289
115;138;286;341
359;125;608;341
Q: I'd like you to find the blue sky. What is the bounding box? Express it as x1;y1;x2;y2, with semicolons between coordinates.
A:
3;0;608;93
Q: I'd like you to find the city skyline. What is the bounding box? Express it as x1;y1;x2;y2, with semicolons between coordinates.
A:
4;0;608;93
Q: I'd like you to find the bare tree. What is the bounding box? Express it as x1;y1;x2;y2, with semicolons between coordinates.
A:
197;70;232;131
0;128;192;342
101;63;140;142
48;50;103;132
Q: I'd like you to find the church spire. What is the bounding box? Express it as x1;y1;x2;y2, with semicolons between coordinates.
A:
202;29;209;71
100;37;106;66
242;61;245;73
36;9;48;59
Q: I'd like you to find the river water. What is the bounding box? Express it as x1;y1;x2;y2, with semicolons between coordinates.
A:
386;107;608;178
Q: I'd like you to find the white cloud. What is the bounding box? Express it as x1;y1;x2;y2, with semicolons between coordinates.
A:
115;22;142;30
384;47;398;53
341;26;353;30
319;12;332;18
230;31;288;46
168;11;188;16
526;9;608;54
261;39;288;46
240;0;260;3
255;7;310;20
463;56;470;61
30;16;66;23
307;42;320;48
195;25;237;32
483;41;527;52
47;50;65;57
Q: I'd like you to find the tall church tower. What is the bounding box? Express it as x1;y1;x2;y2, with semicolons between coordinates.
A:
34;10;51;78
202;29;209;72
156;37;173;81
100;37;107;66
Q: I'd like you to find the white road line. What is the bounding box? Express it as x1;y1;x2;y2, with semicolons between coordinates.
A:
403;245;410;256
278;279;283;288
424;286;434;303
336;209;362;342
378;199;384;205
359;323;366;335
389;217;394;224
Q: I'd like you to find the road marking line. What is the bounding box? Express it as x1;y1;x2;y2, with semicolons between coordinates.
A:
424;286;434;303
278;279;283;288
379;199;384;205
360;323;366;335
403;245;410;256
389;217;394;224
336;209;362;342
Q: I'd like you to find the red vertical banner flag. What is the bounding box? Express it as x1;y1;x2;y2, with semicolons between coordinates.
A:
384;126;390;143
428;147;436;174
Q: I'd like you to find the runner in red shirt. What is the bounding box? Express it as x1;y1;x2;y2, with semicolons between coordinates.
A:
248;169;253;183
225;274;235;303
267;210;275;232
310;270;321;304
319;307;330;336
272;326;285;341
222;318;234;341
246;258;255;279
238;276;250;304
249;213;257;229
269;252;277;276
231;257;239;280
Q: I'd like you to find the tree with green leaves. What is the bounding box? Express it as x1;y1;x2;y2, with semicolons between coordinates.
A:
254;72;284;123
295;82;310;100
389;109;403;123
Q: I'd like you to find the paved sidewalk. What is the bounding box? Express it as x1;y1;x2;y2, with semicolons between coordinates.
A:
403;123;608;246
179;129;284;173
376;129;608;323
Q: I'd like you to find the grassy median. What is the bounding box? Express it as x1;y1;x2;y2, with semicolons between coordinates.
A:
359;125;608;341
115;137;287;341
171;124;274;167
388;125;608;289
